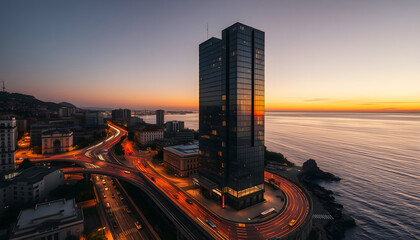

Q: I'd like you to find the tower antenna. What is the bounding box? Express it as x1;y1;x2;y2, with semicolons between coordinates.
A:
1;81;5;92
207;23;209;39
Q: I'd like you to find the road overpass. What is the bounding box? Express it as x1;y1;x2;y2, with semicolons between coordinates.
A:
30;122;312;240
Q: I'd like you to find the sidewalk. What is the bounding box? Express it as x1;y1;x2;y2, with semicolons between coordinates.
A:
146;156;286;223
186;183;286;223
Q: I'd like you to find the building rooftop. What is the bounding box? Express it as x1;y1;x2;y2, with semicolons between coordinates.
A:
0;115;15;120
141;125;164;132
16;198;77;229
42;128;72;135
164;143;199;156
13;166;60;184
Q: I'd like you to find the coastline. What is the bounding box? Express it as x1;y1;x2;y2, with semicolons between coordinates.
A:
266;155;356;240
298;159;356;240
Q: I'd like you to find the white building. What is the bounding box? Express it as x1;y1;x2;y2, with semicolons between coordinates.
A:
0;116;17;173
9;198;84;240
41;128;73;154
0;166;64;214
135;127;164;146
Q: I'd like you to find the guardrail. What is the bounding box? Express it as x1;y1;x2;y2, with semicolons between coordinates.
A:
266;170;314;240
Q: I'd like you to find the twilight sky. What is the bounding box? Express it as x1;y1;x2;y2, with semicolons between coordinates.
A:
1;0;419;111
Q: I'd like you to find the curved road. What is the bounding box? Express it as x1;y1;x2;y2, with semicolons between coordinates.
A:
31;122;310;240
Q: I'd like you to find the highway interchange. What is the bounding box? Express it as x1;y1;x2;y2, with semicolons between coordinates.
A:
30;122;311;240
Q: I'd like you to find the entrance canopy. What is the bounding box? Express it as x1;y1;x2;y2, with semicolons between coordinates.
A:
190;173;218;191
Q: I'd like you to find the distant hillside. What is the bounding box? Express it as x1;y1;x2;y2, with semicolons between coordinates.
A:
0;92;71;118
58;102;77;108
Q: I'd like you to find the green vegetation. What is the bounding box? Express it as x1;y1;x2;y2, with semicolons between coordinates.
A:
307;227;320;240
0;202;33;229
128;131;134;141
153;150;163;161
114;136;126;155
264;146;295;166
75;129;107;150
85;232;106;240
83;206;105;240
74;140;89;150
32;145;42;154
50;179;95;202
19;158;33;169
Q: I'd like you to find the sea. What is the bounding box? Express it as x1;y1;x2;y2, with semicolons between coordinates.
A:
141;111;420;240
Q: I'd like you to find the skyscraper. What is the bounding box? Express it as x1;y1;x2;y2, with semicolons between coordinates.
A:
111;109;131;126
198;23;265;209
0;116;17;173
156;109;164;127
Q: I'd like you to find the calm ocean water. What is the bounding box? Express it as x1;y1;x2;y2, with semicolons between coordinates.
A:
142;112;420;240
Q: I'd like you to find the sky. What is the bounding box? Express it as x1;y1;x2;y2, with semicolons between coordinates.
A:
1;0;420;111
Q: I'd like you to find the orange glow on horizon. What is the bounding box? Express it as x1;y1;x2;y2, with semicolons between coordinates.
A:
265;100;420;112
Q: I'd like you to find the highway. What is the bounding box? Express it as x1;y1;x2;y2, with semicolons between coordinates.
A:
32;124;211;240
93;174;151;240
124;138;311;240
31;122;311;240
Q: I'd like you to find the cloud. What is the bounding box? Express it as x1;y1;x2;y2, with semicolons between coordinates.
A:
304;98;330;102
360;101;420;105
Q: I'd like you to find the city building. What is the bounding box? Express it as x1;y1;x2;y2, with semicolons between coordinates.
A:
58;107;76;117
165;121;194;143
16;119;27;137
165;121;185;136
134;126;164;146
85;111;105;127
155;138;180;151
9;198;84;240
128;117;145;129
0;116;17;173
112;108;131;126
163;143;199;177
174;129;195;144
30;120;78;148
197;23;265;209
156;109;164;127
41;128;73;154
0;166;64;214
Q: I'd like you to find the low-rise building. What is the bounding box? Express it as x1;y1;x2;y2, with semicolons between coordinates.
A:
9;198;84;240
163;143;199;177
165;121;184;136
0;166;64;213
174;129;195;144
128;117;145;129
135;127;164;146
85;111;105;127
58;107;76;117
41;128;73;154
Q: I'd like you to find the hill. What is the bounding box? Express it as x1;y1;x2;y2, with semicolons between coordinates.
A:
0;92;70;118
58;102;77;108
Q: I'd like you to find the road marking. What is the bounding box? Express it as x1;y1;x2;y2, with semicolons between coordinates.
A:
313;214;334;220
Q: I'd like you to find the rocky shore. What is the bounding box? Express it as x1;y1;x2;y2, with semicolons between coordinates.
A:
298;159;356;240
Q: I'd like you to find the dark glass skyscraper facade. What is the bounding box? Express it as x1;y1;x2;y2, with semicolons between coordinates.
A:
156;109;164;127
199;23;265;209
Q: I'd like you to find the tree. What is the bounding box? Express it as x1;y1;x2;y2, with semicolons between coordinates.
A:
264;146;295;167
32;145;42;154
19;158;33;169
